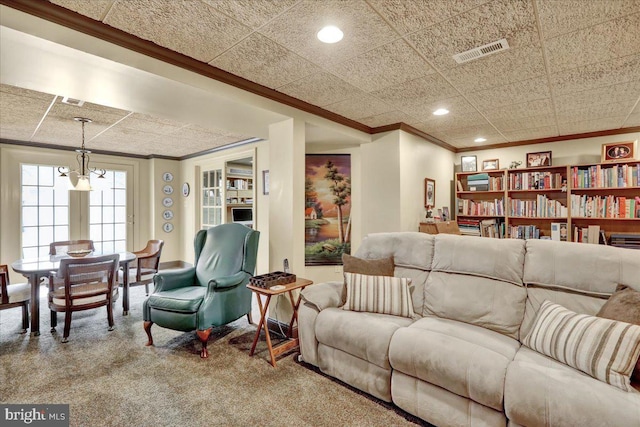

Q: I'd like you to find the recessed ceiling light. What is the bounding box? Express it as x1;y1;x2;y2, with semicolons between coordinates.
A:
317;26;343;44
433;108;449;116
474;137;487;143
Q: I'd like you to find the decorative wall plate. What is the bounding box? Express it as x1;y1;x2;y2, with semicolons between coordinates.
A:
162;172;174;182
163;184;174;195
182;182;190;197
162;209;174;220
162;222;174;233
162;197;174;207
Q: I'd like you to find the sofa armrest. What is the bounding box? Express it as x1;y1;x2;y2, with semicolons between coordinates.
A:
300;281;344;311
152;267;196;292
207;271;247;291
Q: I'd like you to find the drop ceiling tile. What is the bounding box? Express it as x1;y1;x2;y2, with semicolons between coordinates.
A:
624;111;640;127
466;76;551;110
556;100;636;123
173;124;250;144
104;0;251;63
371;74;459;110
444;46;546;93
545;13;640;74
444;124;504;141
417;110;490;133
327;38;434;92
550;53;640;96
368;0;489;35
537;0;640;40
324;93;395;120
554;81;640;113
407;0;539;71
448;133;509;148
400;96;478;122
491;113;557;133
502;125;559;142
277;72;363;106
203;0;299;29
483;99;554;121
558;117;627;135
49;0;113;21
116;113;186;135
210;32;320;88
1;84;57;101
358;110;420;128
0;91;53;141
258;0;398;65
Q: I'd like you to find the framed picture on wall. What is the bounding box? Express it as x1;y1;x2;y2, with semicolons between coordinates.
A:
482;159;499;170
461;155;477;172
424;178;435;208
601;141;635;163
526;151;552;168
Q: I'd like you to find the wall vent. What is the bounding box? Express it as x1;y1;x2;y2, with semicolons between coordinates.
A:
452;38;510;64
61;96;84;107
228;167;252;177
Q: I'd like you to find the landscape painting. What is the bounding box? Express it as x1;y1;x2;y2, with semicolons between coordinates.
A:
305;154;351;266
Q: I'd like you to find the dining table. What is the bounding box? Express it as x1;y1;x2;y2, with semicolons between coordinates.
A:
11;251;136;336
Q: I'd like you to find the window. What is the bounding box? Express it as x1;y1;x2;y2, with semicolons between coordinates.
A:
89;170;127;253
20;165;69;258
202;169;222;229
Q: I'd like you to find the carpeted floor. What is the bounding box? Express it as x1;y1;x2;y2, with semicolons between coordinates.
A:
0;284;427;426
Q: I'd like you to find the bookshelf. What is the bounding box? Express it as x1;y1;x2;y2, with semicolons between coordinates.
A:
455;160;640;242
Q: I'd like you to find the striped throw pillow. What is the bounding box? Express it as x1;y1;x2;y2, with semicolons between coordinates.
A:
343;272;414;318
523;300;640;392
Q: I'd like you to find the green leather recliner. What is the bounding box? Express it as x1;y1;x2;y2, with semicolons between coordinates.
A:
143;223;259;357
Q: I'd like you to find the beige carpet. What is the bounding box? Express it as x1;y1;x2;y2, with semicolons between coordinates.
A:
0;284;427;426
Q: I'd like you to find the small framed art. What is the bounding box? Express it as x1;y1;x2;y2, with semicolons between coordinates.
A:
526;151;552;168
482;159;499;170
601;141;635;163
461;155;477;172
424;178;435;208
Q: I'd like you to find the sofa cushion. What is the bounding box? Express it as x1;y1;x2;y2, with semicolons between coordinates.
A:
522;300;640;392
342;253;394;276
389;317;520;411
355;232;434;271
597;285;640;382
315;307;413;370
146;286;206;313
343;273;414;318
423;272;526;339
505;347;640;427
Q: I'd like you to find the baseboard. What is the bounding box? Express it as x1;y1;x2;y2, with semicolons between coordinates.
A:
267;317;298;339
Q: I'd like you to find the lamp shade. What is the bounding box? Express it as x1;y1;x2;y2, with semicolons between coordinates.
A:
73;176;92;191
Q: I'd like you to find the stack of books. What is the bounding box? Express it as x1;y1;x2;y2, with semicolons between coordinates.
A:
467;173;490;191
457;218;481;236
609;234;640;249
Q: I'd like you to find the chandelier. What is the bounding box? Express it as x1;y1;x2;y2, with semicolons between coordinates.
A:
58;117;106;191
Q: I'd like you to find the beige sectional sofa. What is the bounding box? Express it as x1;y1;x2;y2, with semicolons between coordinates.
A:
298;232;640;427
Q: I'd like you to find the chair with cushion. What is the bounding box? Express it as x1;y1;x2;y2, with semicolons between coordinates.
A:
48;254;120;343
143;223;259;358
0;264;31;334
49;240;95;255
119;240;164;295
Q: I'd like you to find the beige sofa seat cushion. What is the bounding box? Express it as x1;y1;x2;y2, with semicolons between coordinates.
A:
315;308;413;370
505;347;640;427
389;317;520;411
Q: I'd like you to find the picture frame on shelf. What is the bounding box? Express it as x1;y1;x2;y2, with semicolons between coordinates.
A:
526;151;552;168
601;141;635;163
262;170;269;195
482;159;499;170
424;178;435;208
461;155;477;172
442;207;450;222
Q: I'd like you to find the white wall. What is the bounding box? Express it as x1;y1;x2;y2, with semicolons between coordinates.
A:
457;133;640;172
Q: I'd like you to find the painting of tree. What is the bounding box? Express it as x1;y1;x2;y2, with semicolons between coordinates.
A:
305;154;351;266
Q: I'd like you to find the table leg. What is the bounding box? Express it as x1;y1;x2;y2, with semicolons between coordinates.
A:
121;261;130;315
249;293;276;367
286;286;306;339
27;273;41;336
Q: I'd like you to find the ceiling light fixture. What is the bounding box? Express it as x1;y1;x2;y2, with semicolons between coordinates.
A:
58;117;106;191
317;26;343;43
433;108;449;116
474;137;487;143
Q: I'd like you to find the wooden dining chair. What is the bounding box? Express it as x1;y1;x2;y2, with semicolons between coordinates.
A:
48;254;120;343
49;240;95;255
0;265;31;334
119;240;164;295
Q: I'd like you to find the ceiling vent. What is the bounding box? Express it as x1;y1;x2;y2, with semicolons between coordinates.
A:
452;38;510;64
61;96;84;107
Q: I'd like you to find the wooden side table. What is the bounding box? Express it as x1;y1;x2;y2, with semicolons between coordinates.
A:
247;277;313;367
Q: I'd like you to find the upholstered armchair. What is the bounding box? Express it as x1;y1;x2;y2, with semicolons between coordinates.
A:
143;224;259;358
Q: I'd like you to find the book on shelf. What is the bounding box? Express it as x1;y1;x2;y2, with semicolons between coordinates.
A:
467;173;490;181
456;180;463;191
587;225;600;244
570;194;639;219
609;234;640;249
509;171;564;190
550;222;568;242
572;164;639;189
508;224;540;240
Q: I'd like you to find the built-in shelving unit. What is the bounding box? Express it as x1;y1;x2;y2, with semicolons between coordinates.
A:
455;160;640;241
